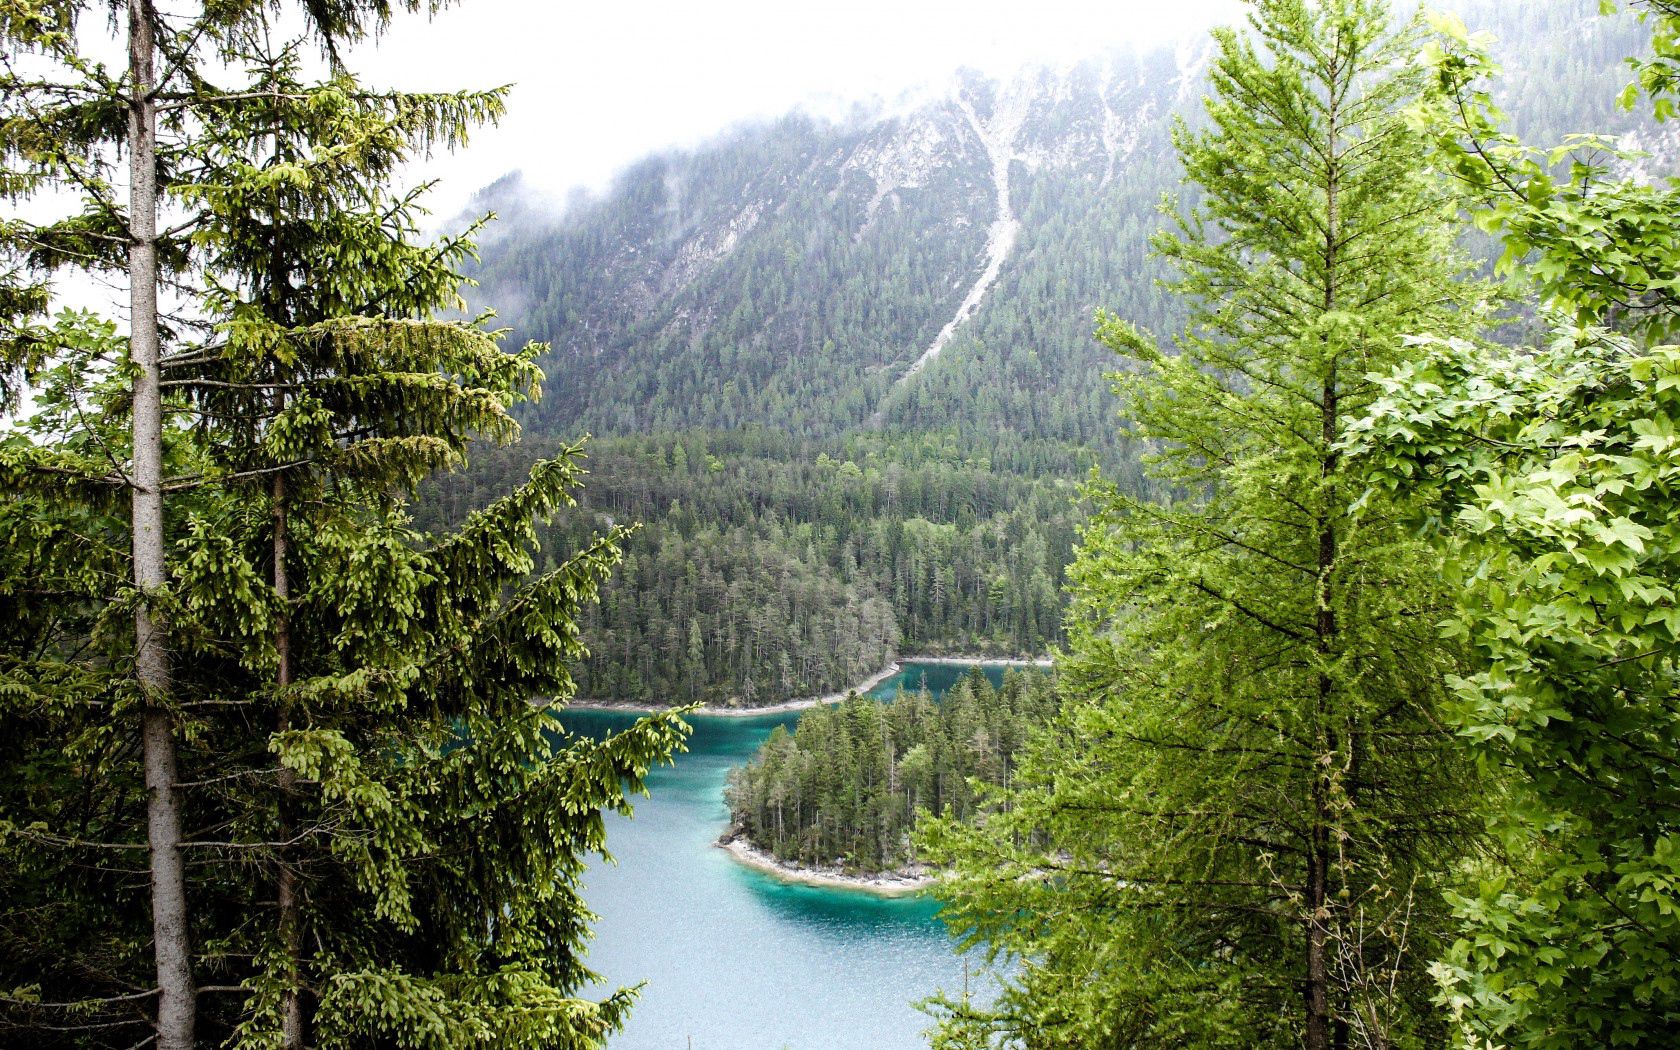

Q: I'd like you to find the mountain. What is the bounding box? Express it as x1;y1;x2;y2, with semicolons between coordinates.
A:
424;0;1668;706
462;44;1204;449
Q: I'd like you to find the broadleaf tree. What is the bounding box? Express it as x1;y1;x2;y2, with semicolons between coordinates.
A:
1347;3;1680;1044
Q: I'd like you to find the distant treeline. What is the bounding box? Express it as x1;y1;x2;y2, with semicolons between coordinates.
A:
420;432;1102;704
724;667;1058;872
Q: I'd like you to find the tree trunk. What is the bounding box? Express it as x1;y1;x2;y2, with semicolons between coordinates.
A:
1310;367;1341;1050
274;473;305;1049
1306;53;1343;1050
265;93;308;1041
1306;791;1332;1050
129;2;195;1046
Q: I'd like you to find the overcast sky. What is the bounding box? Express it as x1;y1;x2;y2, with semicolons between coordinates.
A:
348;0;1243;215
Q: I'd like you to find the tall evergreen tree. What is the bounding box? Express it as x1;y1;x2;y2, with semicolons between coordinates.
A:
1;3;689;1047
922;2;1486;1046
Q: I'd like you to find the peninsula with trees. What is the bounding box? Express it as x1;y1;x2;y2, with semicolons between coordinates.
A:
723;667;1057;882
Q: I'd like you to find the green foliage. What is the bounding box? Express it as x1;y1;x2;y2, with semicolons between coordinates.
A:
725;668;1056;872
1419;3;1680;342
0;4;689;1047
1354;332;1680;1045
1345;6;1680;1041
922;2;1487;1045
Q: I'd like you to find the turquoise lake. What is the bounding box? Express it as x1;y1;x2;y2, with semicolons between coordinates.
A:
558;662;1015;1050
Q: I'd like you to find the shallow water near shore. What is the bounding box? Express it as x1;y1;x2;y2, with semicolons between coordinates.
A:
560;662;1015;1050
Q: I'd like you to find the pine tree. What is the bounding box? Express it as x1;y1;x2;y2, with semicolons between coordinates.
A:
922;2;1486;1046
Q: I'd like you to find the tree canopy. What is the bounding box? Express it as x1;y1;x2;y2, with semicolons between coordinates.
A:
1348;2;1680;1043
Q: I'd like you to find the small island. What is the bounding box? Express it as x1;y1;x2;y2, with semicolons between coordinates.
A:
722;666;1058;890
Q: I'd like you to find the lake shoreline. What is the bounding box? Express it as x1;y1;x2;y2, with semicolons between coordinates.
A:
564;661;903;718
900;653;1054;669
715;832;937;897
562;653;1051;718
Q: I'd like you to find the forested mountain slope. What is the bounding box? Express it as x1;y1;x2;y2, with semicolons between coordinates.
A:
465;53;1192;445
427;0;1668;705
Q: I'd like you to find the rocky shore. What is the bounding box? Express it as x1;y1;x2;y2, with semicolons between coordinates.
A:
563;661;905;718
900;653;1053;669
562;654;1051;718
716;831;936;896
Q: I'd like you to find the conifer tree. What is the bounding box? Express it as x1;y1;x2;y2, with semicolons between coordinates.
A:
922;2;1486;1046
2;3;689;1047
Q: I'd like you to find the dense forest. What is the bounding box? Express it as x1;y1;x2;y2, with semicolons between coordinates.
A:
6;0;1680;1047
725;668;1056;871
421;431;1089;701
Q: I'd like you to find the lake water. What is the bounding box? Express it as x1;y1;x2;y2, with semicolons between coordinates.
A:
559;662;1012;1050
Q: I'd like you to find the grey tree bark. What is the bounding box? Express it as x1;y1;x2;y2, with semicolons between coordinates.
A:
275;474;305;1048
128;1;196;1046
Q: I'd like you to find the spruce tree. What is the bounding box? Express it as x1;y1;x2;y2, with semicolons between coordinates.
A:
922;2;1486;1046
2;4;689;1047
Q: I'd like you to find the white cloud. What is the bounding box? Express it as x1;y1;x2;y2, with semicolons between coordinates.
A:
348;0;1241;215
